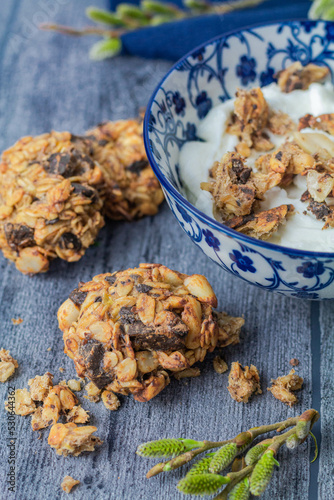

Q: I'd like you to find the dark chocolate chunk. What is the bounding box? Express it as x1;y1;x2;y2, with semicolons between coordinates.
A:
135;284;152;293
43;151;94;178
119;306;137;325
45;218;59;225
78;341;112;389
126;160;149;175
105;275;117;285
94;296;102;303
69;288;88;306
126;319;188;351
4;223;35;251
59;232;82;252
72;182;98;202
308;200;331;220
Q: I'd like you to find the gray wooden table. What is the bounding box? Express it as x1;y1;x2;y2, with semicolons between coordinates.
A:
0;1;333;499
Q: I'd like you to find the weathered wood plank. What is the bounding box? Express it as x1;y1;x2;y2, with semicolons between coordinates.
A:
318;302;334;500
0;1;320;499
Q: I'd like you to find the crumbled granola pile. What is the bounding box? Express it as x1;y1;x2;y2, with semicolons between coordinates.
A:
0;348;18;382
227;362;262;403
86;119;164;220
58;263;244;402
48;422;102;456
268;369;303;407
4;372;93;431
201;62;334;241
0;131;105;274
61;476;80;494
276;62;329;93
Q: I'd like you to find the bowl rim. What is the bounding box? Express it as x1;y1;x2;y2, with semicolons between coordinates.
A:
144;18;334;259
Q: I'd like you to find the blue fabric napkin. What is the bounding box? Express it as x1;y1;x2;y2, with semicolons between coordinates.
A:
109;0;311;60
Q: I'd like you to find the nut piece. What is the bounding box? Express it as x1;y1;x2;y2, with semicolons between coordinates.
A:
174;367;201;380
289;358;299;367
0;348;18;382
5;388;36;415
101;390;120;411
85;381;101;402
67;405;90;424
58;264;244;402
67;379;82;392
48;422;103;456
268;369;303;407
213;356;228;374
86;118;164;220
227;362;262;403
61;476;80;494
28;372;53;401
276;62;329;93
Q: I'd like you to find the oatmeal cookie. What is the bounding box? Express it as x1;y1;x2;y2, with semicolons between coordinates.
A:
0;131;105;274
58;263;244;402
86;119;164;220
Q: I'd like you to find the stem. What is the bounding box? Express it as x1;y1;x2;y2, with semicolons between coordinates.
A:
40;24;127;37
213;465;254;499
40;0;266;39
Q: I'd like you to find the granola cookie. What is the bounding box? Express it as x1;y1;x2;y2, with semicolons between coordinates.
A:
0;131;105;274
58;263;244;402
86;119;164;220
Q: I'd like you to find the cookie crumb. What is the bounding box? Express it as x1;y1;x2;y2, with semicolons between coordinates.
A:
228;362;262;403
268;369;303;407
289;358;299;367
84;381;101;403
213;356;228;374
11;317;23;325
174;367;201;380
0;348;18;382
59;367;65;373
48;423;102;456
67;379;82;392
47;347;51;352
102;390;120;411
61;476;80;493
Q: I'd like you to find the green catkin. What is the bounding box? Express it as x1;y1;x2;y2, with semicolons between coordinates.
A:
295;420;311;440
177;473;230;495
228;478;250;500
187;455;213;476
286;434;300;450
209;443;238;473
137;438;202;458
137;439;186;458
245;443;270;466
250;450;279;496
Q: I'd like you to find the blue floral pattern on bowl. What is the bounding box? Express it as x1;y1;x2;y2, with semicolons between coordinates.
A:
144;21;334;300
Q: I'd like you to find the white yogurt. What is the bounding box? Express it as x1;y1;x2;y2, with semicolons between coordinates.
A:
179;82;334;251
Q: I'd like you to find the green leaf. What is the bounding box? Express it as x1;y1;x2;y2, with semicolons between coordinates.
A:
177;473;230;495
309;0;334;19
209;443;238;474
150;15;174;25
249;450;279;496
309;431;319;463
86;7;126;26
183;0;210;11
89;38;122;60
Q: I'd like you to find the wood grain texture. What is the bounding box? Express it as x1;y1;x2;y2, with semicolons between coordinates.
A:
0;1;327;499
